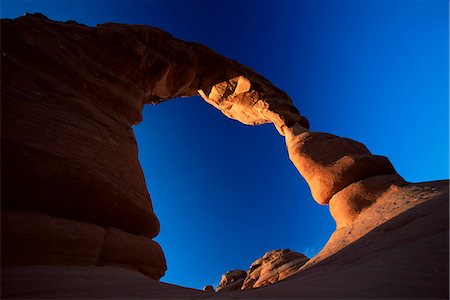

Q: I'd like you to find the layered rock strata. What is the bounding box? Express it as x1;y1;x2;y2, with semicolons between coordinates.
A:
203;285;215;293
211;180;449;299
216;270;247;292
242;249;309;289
1;13;308;277
2;181;447;299
2;211;166;279
1;13;430;297
216;249;309;292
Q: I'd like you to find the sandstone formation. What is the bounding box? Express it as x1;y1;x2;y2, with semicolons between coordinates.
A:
216;249;309;292
1;210;166;280
1;13;448;299
1;13;308;280
241;249;309;289
2;181;448;299
2;266;208;299
216;270;247;292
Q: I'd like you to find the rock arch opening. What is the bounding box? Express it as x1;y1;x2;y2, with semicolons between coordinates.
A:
132;96;334;288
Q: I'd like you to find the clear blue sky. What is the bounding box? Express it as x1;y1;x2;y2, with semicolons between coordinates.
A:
2;0;448;290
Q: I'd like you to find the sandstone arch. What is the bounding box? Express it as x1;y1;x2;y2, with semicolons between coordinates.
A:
2;13;405;281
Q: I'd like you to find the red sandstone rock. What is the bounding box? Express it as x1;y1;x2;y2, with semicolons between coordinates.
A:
1;13;447;299
1;210;105;266
1;210;167;280
1;13;310;282
329;174;406;228
216;270;247;291
99;227;166;280
1;266;207;299
241;249;309;289
285;131;399;205
216;250;309;292
1;13;308;240
2;182;447;299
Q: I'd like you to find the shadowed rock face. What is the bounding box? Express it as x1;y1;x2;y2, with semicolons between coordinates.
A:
216;249;309;292
2;182;448;299
284;125;406;227
2;211;166;279
1;13;309;278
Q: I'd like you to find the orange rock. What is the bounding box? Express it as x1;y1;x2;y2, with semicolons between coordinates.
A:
329;174;406;228
1;210;167;280
286;131;398;205
241;249;309;289
216;270;247;291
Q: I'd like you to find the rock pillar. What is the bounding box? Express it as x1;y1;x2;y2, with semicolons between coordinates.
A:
199;75;406;228
283;123;405;227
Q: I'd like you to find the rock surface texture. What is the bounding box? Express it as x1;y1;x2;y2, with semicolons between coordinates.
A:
216;270;247;292
1;13;307;281
1;14;448;299
3;182;447;299
283;124;407;228
241;249;309;289
216;249;309;292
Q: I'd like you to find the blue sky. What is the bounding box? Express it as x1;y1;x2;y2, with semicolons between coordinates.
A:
2;0;448;290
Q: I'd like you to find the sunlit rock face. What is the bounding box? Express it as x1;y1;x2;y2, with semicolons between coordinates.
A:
2;13;446;299
241;249;309;289
300;180;449;271
0;13;313;279
198;75;309;135
283;124;406;228
215;250;309;291
216;270;247;292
